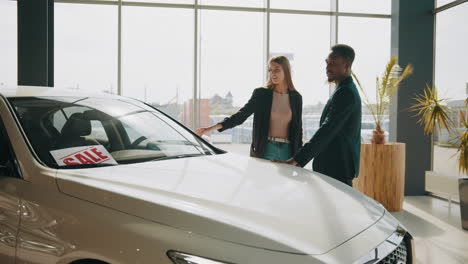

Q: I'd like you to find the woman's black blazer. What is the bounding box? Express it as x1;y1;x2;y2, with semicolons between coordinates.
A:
218;87;303;158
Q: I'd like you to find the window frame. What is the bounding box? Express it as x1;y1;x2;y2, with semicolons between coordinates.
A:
53;0;391;129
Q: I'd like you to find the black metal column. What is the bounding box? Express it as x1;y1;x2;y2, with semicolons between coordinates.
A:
18;0;53;86
390;0;434;195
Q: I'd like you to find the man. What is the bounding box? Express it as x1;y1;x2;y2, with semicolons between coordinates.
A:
276;44;361;186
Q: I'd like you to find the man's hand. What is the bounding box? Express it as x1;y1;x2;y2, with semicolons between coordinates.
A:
272;158;299;166
271;159;287;164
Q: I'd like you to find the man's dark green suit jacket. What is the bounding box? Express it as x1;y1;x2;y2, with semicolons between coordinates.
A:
294;76;362;185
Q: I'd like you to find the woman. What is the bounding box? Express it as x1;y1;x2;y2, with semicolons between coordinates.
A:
196;56;303;161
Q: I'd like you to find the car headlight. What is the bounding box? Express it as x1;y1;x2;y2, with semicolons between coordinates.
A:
167;251;232;264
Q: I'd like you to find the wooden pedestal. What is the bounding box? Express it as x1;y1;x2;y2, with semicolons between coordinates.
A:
353;143;406;212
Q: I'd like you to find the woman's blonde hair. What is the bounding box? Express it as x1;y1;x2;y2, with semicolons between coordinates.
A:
265;56;297;91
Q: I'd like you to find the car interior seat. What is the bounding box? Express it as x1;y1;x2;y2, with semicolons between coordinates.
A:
55;112;100;149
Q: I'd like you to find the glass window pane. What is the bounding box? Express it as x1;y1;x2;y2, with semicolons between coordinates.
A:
199;10;264;154
434;3;468;178
339;0;391;14
200;0;264;8
270;13;331;145
55;3;118;93
0;0;17;87
122;7;194;126
125;0;194;4
338;17;391;142
270;0;330;11
437;0;456;8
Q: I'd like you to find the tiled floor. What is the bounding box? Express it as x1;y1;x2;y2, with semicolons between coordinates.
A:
391;196;468;264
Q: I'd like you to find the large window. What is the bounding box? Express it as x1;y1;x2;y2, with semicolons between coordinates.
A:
270;13;331;142
434;2;468;178
52;0;391;158
0;0;17;87
339;16;391;142
55;3;118;92
122;6;193;126
199;10;264;146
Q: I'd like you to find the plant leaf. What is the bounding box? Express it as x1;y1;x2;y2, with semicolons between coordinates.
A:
353;57;413;131
409;84;455;135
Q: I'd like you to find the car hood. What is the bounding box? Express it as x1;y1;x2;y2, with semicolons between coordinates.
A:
55;153;385;255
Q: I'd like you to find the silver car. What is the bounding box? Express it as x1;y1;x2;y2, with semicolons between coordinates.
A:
0;86;414;264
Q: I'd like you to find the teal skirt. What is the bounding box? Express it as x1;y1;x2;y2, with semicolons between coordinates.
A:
262;141;291;161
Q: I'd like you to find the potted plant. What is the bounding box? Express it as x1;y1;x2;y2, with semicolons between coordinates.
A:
353;56;413;144
410;87;468;230
351;57;413;212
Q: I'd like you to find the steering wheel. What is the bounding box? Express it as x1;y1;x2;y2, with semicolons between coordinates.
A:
129;136;147;149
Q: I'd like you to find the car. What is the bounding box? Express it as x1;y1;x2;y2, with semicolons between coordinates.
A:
0;86;414;264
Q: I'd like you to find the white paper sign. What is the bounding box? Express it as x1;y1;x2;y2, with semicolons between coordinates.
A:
50;145;117;166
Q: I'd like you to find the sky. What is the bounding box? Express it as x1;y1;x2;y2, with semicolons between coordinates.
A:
0;0;466;109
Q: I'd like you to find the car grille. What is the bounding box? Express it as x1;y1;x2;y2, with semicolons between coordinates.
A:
380;239;407;264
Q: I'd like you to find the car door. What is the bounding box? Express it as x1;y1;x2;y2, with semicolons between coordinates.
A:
0;115;22;264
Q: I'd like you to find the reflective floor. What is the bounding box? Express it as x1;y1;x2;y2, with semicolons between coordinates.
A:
391;196;468;264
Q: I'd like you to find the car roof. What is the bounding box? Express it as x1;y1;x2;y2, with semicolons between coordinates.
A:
0;85;122;99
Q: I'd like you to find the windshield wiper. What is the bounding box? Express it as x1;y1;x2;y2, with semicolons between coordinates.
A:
150;153;206;162
57;163;117;169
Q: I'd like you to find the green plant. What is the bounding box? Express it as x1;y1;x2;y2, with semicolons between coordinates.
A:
409;84;453;135
353;56;413;143
457;113;468;174
410;84;468;174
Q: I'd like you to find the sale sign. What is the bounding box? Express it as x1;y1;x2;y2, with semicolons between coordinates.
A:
51;145;117;166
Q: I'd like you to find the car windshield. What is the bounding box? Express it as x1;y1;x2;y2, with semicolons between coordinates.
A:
8;96;219;168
